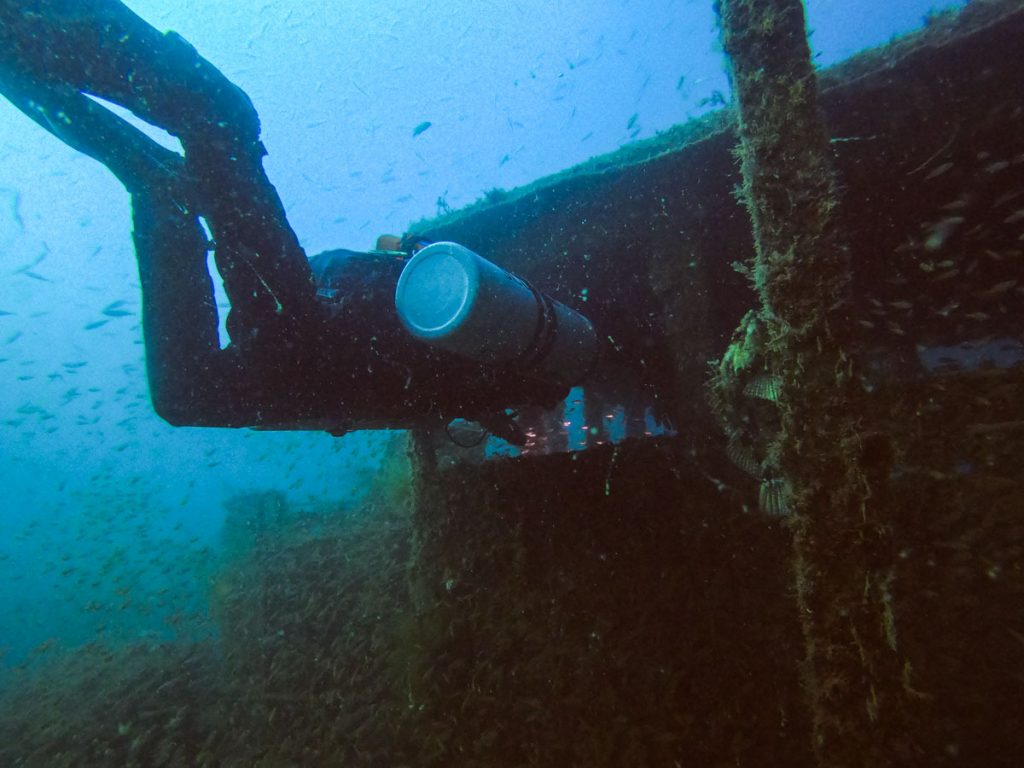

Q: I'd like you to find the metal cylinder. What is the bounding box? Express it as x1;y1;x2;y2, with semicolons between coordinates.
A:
394;242;598;387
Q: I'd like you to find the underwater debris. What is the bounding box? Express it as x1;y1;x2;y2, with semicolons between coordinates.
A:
482;187;508;204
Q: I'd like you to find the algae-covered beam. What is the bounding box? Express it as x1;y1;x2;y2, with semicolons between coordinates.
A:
715;0;848;322
715;1;907;765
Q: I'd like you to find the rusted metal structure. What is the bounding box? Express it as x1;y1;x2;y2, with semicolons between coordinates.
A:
406;1;1024;764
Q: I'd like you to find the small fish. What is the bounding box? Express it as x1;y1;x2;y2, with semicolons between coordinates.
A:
102;300;133;317
412;121;432;137
0;309;14;316
992;190;1022;208
676;75;686;90
84;319;110;330
977;279;1018;297
923;161;953;180
21;270;53;282
923;217;964;251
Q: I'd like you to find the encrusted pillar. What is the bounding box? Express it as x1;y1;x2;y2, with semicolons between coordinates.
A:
715;1;905;765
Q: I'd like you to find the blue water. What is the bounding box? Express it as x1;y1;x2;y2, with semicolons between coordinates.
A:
0;0;966;670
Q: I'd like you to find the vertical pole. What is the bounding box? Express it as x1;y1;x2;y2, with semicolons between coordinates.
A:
715;1;904;765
